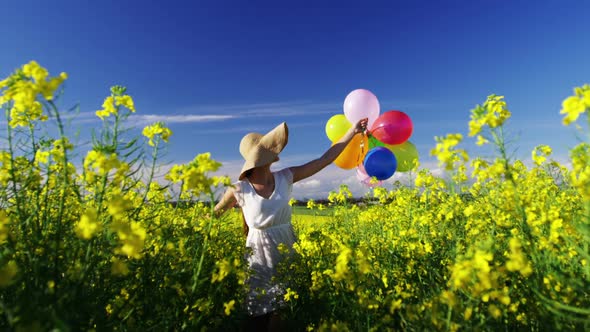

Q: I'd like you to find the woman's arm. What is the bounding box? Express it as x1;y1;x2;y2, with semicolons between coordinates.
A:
289;118;368;183
213;187;237;217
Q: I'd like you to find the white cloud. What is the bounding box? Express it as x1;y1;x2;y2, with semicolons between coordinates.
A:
52;112;238;126
294;179;321;190
132;114;236;125
58;101;339;129
175;101;337;118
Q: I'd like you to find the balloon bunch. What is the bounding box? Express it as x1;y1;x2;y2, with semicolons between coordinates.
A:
325;89;419;187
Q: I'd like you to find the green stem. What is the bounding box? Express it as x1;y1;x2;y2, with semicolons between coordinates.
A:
137;138;160;212
47;100;70;297
95;104;123;214
27;125;44;236
445;305;452;331
191;191;216;292
5;108;24;222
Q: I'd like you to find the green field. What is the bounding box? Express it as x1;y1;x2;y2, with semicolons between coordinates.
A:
292;205;333;216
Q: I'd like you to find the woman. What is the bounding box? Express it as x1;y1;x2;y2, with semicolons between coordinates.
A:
214;117;368;331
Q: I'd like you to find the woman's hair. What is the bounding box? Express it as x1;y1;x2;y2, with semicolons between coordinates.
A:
244;169;253;178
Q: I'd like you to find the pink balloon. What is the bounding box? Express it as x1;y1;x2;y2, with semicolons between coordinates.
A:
370;110;413;145
343;89;380;128
356;167;367;181
358;161;367;174
356;167;383;187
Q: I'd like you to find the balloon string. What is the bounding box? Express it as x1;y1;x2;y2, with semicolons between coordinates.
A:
357;132;366;167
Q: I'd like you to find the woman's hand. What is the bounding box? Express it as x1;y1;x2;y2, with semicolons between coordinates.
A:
353;118;369;135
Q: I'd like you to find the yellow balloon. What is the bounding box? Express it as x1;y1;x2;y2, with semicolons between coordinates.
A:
325;114;352;142
333;134;369;169
388;141;419;172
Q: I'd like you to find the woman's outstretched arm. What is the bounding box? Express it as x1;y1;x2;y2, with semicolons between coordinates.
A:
289;118;368;183
213;187;237;217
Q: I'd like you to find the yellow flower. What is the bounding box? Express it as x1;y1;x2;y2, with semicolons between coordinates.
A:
332;246;352;281
38;72;68;100
468;109;485;136
464;306;473;320
84;150;121;175
142;122;172;146
115;95;136;112
22;61;48;82
47;280;55;293
440;290;457;306
560;84;589;125
0;62;67;124
211;259;232;283
0;260;18;287
111;257;130;276
112;221;146;259
165;153;225;196
431;133;468;170
468;95;511;136
569;143;590;201
96;96;117;119
328;185;353;204
475;135;489;146
50;137;74;161
212;175;231;187
223;299;236;316
373;187;390;203
532;145;552;166
390;299;402;313
488;304;502;319
0;210;10;244
463;205;475;217
284;288;299;302
108;195;133;219
483;95;511;128
195;152;221;173
75;207;101;240
505;237;532;277
381;274;388;288
35;150;50;164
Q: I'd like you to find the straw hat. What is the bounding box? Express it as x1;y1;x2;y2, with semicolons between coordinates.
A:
239;122;289;180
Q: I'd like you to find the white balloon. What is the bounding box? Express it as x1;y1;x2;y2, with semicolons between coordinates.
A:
343;89;380;128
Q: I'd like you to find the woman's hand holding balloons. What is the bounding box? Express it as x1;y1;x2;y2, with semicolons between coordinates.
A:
354;117;369;135
290;119;369;183
332;118;369;169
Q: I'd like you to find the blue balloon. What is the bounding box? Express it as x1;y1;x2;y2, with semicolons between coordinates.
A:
363;147;397;180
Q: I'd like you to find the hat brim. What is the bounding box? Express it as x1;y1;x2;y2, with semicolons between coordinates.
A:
238;122;289;180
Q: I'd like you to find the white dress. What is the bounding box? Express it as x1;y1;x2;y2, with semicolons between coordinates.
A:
233;168;297;317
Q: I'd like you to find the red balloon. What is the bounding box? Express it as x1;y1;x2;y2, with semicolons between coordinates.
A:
370;110;413;145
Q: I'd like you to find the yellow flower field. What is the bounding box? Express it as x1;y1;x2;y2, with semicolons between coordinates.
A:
0;62;589;331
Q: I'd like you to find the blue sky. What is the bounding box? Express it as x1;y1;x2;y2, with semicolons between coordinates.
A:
2;1;589;198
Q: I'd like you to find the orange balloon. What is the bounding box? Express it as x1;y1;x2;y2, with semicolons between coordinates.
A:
333;134;369;169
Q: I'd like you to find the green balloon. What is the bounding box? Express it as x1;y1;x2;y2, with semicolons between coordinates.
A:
388;141;419;172
368;136;418;171
368;135;386;149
